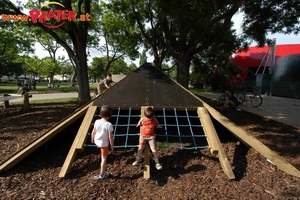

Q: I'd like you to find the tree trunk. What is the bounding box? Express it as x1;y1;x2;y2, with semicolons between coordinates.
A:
176;59;191;88
152;55;164;69
74;47;91;103
70;71;76;87
49;72;54;84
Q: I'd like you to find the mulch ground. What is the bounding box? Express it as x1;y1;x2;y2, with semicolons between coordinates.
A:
0;101;300;199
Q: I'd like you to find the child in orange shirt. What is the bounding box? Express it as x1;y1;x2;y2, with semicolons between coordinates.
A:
132;107;162;170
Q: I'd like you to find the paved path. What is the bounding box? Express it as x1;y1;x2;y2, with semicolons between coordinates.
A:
0;92;83;103
197;92;300;129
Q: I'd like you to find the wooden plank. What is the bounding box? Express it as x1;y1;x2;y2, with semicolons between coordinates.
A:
59;105;97;177
198;107;235;179
143;144;150;179
197;107;219;154
3;94;10;109
23;93;30;111
76;106;98;150
140;106;151;179
202;101;300;178
0;101;93;172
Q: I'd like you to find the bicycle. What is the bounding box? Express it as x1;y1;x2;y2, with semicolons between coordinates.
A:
236;86;263;108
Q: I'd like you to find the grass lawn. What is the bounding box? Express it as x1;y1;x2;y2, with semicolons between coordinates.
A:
188;87;215;93
0;82;97;94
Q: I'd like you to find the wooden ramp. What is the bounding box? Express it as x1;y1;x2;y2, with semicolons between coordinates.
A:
59;105;98;177
0;101;94;172
198;107;235;179
202;101;300;178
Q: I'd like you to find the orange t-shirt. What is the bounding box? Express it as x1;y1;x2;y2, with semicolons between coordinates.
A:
141;118;157;137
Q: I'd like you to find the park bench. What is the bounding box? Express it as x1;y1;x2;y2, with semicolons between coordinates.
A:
0;93;31;110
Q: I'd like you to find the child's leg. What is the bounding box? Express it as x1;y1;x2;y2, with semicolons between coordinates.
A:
149;137;159;163
100;146;109;175
135;136;146;161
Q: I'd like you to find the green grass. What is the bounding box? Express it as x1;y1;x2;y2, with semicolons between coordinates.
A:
0;97;80;106
29;98;80;104
188;87;215;93
0;82;97;94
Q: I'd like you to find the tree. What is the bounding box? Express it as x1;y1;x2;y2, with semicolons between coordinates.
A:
190;26;242;90
24;55;42;77
104;0;300;88
0;20;34;78
35;33;67;84
39;57;62;83
155;0;243;87
1;0;95;102
139;49;147;66
98;1;140;74
103;0;168;68
108;58;133;75
89;57;135;81
242;1;300;46
89;57;106;82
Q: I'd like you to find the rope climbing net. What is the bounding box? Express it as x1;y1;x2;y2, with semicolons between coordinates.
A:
87;107;209;150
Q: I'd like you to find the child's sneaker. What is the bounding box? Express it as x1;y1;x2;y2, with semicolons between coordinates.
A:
132;160;140;166
155;163;162;170
99;171;109;180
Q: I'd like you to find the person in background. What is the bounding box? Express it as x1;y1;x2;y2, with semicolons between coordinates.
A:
97;74;115;95
223;91;239;108
217;90;229;105
31;78;36;89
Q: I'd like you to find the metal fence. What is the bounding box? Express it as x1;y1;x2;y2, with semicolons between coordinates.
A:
230;80;300;99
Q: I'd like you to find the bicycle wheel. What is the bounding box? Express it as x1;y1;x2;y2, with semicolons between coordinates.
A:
251;94;263;107
236;93;245;104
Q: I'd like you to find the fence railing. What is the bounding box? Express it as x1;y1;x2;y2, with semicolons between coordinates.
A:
230;81;300;99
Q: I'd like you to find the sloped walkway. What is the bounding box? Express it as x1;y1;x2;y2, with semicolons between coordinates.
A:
197;92;300;129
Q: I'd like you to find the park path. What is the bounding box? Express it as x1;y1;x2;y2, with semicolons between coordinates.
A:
197;92;300;129
7;92;81;102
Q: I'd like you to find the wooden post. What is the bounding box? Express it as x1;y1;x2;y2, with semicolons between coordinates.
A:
143;144;150;179
23;93;30;111
141;106;150;179
3;94;9;109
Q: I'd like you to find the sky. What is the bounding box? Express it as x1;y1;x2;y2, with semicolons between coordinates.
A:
7;1;300;63
232;12;300;45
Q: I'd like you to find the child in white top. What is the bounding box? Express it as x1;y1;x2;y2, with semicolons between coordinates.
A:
91;105;114;180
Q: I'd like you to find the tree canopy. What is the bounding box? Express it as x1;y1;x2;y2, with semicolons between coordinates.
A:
1;0;299;91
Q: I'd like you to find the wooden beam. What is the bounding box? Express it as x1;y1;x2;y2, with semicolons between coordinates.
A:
76;106;98;150
143;144;150;179
0;101;93;172
197;107;219;154
59;105;97;177
202;101;300;178
2;94;10;109
198;107;235;180
141;106;150;179
23;93;30;111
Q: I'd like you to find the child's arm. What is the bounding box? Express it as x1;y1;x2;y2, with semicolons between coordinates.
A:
155;118;162;128
109;131;114;152
91;127;96;143
136;118;144;127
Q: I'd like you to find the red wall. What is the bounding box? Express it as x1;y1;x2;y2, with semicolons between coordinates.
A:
230;44;300;82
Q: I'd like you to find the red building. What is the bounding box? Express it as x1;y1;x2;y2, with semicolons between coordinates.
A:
230;44;300;86
229;44;300;98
